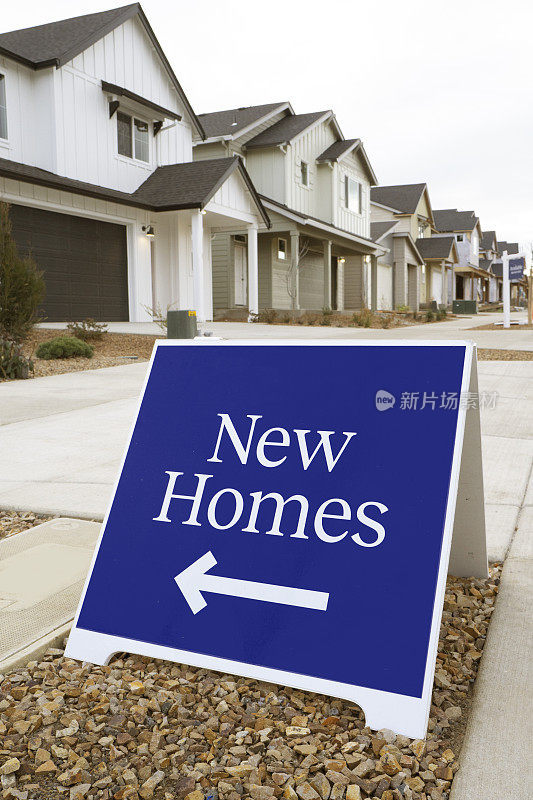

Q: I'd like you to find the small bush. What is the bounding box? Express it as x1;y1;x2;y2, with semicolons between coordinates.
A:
0;338;33;379
0;202;45;342
352;308;373;328
250;308;278;324
380;315;393;329
397;304;410;313
436;308;447;320
36;336;93;360
67;318;108;341
425;310;435;322
319;315;331;326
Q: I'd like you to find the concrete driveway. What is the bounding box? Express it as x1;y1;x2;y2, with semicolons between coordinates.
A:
0;349;531;561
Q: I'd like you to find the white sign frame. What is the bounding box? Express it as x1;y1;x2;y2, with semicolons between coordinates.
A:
66;339;486;739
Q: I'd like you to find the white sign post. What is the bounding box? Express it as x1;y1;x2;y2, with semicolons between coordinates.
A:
502;249;510;328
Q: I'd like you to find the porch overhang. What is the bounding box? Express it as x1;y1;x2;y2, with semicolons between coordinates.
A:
260;195;386;256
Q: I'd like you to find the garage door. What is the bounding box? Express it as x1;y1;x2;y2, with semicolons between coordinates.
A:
9;204;129;322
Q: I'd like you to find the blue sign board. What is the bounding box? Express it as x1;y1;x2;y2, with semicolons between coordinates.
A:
67;341;475;737
509;257;525;282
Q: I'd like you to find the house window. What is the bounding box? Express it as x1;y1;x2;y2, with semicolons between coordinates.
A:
418;221;426;238
0;75;7;140
234;234;246;243
345;176;362;213
300;161;309;187
117;111;149;162
277;238;287;260
456;234;464;242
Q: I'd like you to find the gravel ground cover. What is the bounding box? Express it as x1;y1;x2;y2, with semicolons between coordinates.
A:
476;348;533;360
0;511;52;542
21;330;160;379
0;505;501;800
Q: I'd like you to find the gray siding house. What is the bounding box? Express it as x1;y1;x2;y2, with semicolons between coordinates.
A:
193;104;385;317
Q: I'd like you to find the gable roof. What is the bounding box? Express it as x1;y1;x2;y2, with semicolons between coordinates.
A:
0;155;269;223
370;220;398;242
133;157;269;222
481;230;498;251
416;236;458;261
433;209;479;233
316;139;377;185
371;184;428;215
497;241;519;255
197;103;292;140
0;3;205;138
245;111;333;149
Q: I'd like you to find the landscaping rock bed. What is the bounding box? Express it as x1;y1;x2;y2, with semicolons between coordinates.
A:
0;511;52;542
22;330;159;379
0;561;501;800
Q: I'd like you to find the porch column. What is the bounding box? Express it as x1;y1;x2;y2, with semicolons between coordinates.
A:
452;268;457;301
370;255;378;311
337;258;344;311
470;275;475;301
191;210;205;321
290;231;300;310
323;240;332;309
247;224;259;318
441;262;446;306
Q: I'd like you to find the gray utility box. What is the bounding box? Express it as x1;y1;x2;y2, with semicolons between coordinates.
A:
452;300;477;315
167;309;198;339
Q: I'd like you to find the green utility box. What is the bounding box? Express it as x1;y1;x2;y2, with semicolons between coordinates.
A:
167;309;198;339
452;300;477;315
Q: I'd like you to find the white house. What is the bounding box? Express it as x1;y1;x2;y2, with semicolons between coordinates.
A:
193;104;386;316
432;209;487;304
0;3;269;321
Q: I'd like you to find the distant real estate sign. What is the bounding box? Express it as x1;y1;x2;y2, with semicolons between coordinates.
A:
66;341;487;738
509;256;525;282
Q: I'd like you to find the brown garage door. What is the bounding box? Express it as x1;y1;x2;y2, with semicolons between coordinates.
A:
9;204;129;322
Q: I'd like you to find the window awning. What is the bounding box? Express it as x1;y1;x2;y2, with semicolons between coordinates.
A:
102;80;182;122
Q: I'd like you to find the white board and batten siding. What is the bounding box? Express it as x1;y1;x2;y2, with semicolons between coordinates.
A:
336;151;370;239
54;15;193;192
206;170;259;225
287;121;337;217
299;250;325;310
246;148;285;205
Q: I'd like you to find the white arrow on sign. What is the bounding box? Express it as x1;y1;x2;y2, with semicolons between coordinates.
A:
175;551;329;615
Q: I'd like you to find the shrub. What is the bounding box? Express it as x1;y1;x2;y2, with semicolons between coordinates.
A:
0;202;45;341
319;315;331;326
67;318;108;341
397;304;410;313
425;310;435;322
380;315;393;329
352;308;373;328
436;308;447;320
250;308;278;324
36;336;93;360
0;338;33;380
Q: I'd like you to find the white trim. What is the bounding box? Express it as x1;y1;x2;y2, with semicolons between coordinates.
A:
66;339;474;739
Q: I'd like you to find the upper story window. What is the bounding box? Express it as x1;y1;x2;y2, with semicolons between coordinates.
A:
0;75;7;140
300;161;309;187
117;111;149;163
418;221;426;238
456;234;464;242
345;176;362;213
277;238;287;260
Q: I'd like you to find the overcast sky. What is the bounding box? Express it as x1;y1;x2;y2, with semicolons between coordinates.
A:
3;0;532;246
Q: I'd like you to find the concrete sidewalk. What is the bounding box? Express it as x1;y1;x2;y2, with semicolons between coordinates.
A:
1;359;531;559
450;504;532;800
38;309;533;350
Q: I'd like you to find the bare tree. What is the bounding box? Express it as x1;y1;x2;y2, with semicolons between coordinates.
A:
286;236;311;308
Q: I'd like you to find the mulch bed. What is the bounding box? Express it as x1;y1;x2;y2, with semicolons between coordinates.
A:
0;510;52;542
474;322;533;330
21;330;160;379
477;349;533;360
0;516;502;800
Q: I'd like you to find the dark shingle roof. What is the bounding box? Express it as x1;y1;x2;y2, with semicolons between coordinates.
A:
245;112;329;149
370;184;427;215
0;4;138;67
497;241;519;255
481;230;497;251
198;103;290;139
478;258;493;271
416;236;457;260
0;4;205;138
433;209;479;233
0;156;269;223
370;221;398;242
317;139;360;162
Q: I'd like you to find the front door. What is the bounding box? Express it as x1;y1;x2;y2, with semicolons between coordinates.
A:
234;244;248;306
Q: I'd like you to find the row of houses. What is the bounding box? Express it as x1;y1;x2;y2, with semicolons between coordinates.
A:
0;3;525;323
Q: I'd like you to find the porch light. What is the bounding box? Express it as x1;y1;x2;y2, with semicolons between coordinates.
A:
338;257;346;265
142;225;155;237
201;209;207;215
